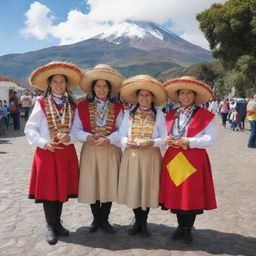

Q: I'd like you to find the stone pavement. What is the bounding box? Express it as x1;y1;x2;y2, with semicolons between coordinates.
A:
0;117;255;256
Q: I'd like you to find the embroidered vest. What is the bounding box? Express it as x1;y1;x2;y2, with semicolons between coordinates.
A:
38;98;76;139
77;100;122;136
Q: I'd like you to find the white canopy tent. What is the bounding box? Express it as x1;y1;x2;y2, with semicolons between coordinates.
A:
0;78;25;105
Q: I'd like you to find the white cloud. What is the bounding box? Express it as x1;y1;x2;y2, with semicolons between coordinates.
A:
21;2;54;40
21;0;227;48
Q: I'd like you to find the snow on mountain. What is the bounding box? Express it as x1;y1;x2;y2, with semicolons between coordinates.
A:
95;20;180;45
94;19;209;58
97;20;163;42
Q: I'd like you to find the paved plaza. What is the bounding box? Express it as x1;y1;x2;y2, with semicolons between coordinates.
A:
0;117;255;256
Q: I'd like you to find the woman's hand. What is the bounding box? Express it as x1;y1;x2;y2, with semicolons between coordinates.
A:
86;135;97;144
94;137;110;146
56;133;70;143
140;140;154;149
165;136;189;149
165;136;180;148
176;138;190;150
126;140;140;149
44;141;64;152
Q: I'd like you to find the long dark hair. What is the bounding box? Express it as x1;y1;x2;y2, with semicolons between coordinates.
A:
130;89;157;120
44;74;75;106
89;80;112;102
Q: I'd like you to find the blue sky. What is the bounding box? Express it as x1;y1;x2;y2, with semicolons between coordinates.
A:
0;0;227;57
0;0;88;56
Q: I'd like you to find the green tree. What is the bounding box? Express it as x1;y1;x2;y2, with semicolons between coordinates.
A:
197;0;256;88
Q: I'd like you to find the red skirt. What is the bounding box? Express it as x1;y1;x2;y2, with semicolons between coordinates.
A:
29;144;79;203
159;147;217;211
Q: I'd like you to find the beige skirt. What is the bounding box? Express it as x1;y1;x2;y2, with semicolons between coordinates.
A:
78;143;122;204
117;147;162;210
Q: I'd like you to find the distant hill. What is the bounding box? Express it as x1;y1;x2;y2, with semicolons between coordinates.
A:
0;20;213;86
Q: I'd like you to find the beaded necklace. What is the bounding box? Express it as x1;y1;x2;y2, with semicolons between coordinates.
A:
88;101;115;136
130;107;155;141
95;98;109;126
173;105;196;139
44;94;72;139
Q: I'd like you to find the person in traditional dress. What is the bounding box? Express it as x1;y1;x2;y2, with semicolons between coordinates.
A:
24;62;82;245
159;76;217;243
117;75;167;237
71;64;124;234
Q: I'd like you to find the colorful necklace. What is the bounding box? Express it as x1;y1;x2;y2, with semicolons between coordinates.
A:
131;107;155;141
44;94;72;139
88;101;115;136
95;99;109;126
174;105;196;138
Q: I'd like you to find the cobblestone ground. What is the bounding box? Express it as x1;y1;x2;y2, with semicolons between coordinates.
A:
0;116;255;256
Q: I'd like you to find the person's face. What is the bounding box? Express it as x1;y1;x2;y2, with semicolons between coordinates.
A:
49;74;67;95
93;80;109;100
137;89;154;108
178;89;195;107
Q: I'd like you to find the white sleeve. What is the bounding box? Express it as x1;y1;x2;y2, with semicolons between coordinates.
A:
24;101;48;149
188;119;217;148
107;110;124;145
118;110;130;147
153;110;168;148
70;108;92;142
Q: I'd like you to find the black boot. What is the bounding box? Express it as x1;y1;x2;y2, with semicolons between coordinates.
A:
140;208;150;238
172;213;185;240
43;202;58;245
183;227;193;243
182;214;196;244
100;202;115;234
55;202;69;236
128;208;141;235
89;201;100;233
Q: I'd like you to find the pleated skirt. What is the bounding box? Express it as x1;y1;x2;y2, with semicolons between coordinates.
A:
78;142;122;204
118;147;162;210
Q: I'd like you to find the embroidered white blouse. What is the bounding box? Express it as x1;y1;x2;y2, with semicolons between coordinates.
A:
24;99;74;149
70;104;124;147
119;107;167;150
171;111;217;149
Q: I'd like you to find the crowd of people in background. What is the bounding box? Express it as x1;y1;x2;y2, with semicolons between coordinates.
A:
206;95;256;148
0;90;41;135
0;86;255;149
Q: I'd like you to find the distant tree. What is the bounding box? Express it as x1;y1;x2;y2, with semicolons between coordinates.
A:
197;0;256;87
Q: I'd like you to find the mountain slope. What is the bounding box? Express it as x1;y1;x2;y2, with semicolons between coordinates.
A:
95;20;212;63
0;20;212;85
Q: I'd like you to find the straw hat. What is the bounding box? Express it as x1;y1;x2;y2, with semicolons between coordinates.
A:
29;62;83;91
120;74;166;106
164;76;213;105
80;64;124;97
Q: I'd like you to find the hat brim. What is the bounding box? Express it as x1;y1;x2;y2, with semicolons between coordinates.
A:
29;63;82;91
120;79;166;106
164;79;213;105
80;68;124;97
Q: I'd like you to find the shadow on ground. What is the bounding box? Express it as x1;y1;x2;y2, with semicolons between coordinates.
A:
59;223;256;256
0;139;11;144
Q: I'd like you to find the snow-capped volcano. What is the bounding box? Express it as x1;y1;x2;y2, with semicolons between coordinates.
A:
95;20;179;44
94;20;208;56
0;20;212;84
